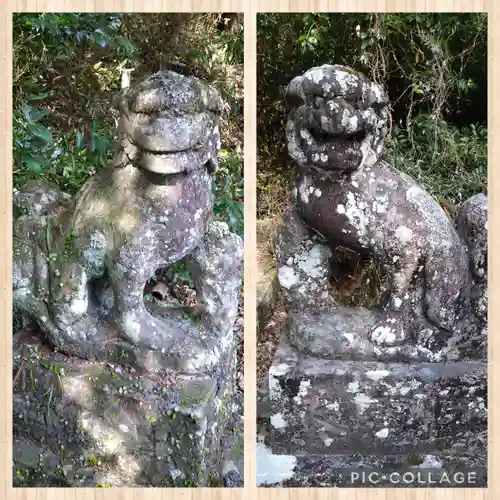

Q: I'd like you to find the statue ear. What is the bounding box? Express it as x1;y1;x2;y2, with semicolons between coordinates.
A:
111;89;131;128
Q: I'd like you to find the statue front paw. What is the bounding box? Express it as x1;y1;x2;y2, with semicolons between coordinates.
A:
370;314;409;347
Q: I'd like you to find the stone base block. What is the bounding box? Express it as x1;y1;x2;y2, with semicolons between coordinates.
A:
13;333;237;487
267;337;487;458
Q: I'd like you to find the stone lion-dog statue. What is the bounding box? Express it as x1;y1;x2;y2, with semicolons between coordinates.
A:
276;64;486;359
13;70;243;373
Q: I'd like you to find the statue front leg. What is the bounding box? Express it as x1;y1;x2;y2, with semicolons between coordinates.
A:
369;252;421;347
107;242;158;347
274;206;333;312
106;239;192;353
185;221;244;334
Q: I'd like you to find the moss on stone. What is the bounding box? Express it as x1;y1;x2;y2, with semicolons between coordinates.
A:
405;453;424;466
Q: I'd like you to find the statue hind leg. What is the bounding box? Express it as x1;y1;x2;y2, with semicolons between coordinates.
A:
423;247;472;333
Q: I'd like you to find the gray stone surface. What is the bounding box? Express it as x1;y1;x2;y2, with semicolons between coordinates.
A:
268;338;487;457
457;193;488;329
13;70;243;487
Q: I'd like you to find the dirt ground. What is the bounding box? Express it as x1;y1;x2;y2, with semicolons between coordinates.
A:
256;300;287;389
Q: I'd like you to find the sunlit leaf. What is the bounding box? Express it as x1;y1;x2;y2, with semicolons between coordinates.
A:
27;122;53;142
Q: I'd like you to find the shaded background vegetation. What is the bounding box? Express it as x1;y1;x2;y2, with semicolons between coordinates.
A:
13;12;244;236
257;13;487;219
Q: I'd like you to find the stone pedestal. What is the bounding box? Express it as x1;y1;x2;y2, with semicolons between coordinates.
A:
261;335;487;486
13;331;238;487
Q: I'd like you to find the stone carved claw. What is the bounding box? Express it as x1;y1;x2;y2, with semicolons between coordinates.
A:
277;64;487;361
13;70;243;374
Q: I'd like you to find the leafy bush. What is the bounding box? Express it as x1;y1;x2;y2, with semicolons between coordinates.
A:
257;13;487;219
13;13;243;233
214;148;244;237
387;116;487;207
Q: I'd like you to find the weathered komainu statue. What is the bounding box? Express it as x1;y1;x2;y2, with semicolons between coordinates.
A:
13;70;243;372
13;71;243;487
261;65;487;486
277;64;487;360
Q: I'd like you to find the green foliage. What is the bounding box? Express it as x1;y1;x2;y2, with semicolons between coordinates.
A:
13;104;113;194
13;13;243;235
387;117;487;205
213;149;244;237
171;261;195;289
257;13;487;218
96;482;112;488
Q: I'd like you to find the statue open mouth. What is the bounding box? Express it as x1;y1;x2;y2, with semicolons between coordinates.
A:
137;135;220;175
286;64;389;173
